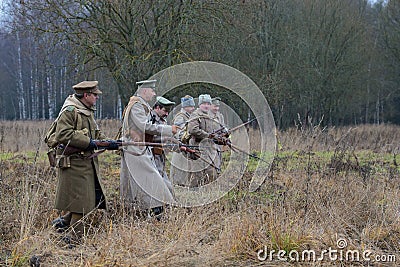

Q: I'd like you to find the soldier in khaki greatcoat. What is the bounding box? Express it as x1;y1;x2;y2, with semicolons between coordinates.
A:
209;97;225;127
208;97;226;170
120;80;178;217
52;81;111;242
186;94;220;187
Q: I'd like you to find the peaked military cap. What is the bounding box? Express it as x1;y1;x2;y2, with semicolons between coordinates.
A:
72;81;102;94
136;79;157;90
211;97;221;106
156;96;175;106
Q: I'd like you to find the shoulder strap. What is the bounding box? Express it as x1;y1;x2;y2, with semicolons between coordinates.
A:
116;96;150;139
74;108;82;130
123;96;150;118
60;105;81;130
172;111;189;124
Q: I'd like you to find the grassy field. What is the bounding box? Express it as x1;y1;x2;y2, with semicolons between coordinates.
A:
0;121;399;266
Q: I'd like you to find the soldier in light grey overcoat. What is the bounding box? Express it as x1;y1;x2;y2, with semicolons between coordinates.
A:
170;95;196;186
120;80;178;216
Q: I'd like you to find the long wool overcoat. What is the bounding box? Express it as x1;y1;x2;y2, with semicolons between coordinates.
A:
186;108;219;187
120;96;175;209
54;95;107;214
170;110;192;186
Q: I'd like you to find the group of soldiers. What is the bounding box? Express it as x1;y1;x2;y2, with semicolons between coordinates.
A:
50;79;229;244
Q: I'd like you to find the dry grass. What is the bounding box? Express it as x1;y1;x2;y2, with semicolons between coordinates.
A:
0;120;399;266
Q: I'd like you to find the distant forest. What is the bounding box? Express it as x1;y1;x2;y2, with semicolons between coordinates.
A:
0;0;399;128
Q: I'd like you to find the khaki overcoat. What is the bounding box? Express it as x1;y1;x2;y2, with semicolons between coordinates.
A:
186;108;219;187
149;110;173;192
208;110;226;170
54;95;107;214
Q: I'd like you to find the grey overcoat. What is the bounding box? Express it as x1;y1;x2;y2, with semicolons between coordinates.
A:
120;96;175;209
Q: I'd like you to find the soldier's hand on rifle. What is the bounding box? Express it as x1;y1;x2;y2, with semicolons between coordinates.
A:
180;146;199;160
105;140;120;150
86;139;98;151
212;136;230;146
221;128;230;138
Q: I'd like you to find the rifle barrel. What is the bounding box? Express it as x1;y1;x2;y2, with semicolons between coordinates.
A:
228;117;257;133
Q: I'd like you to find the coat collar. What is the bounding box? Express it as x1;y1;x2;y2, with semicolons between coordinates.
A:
62;95;94;116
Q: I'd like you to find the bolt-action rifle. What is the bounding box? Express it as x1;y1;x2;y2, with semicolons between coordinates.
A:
211;116;260;137
58;140;203;158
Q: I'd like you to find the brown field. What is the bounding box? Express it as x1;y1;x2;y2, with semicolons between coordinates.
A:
0;120;399;266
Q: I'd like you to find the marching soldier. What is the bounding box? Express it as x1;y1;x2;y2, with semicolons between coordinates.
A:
119;80;178;217
209;97;225;127
208;96;227;170
51;81;113;243
150;96;176;187
172;95;196;139
170;95;196;186
187;94;220;187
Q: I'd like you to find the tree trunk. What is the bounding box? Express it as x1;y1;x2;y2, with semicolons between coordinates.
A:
16;32;26;120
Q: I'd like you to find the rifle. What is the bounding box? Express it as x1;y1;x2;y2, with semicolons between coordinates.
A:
58;140;203;157
227;141;270;164
211;116;260;137
58;139;221;171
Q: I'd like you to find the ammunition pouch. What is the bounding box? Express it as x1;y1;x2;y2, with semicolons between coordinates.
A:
55;155;71;169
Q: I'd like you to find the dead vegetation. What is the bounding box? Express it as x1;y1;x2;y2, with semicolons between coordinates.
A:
0;120;399;266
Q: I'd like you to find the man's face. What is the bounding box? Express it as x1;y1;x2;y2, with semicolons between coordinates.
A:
199;102;211;112
142;87;156;102
83;92;99;107
183;106;195;114
154;106;169;118
210;104;219;114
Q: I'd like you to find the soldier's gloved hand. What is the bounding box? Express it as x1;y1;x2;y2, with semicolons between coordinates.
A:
180;146;199;159
106;140;120;150
222;129;230;138
86;139;98;151
213;136;229;145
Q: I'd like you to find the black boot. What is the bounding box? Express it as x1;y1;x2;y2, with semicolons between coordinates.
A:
52;212;72;232
52;217;70;232
151;206;164;216
148;206;164;221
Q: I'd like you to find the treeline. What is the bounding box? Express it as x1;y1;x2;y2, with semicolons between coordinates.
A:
0;0;399;128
